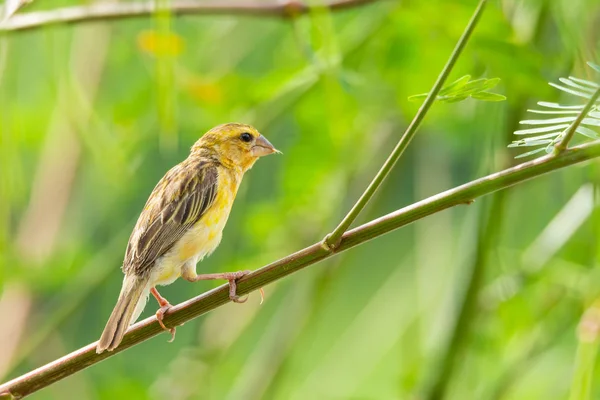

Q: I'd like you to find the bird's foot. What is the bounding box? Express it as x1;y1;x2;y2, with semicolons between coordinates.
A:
151;287;176;342
185;270;264;304
224;271;265;304
155;304;176;342
224;270;251;303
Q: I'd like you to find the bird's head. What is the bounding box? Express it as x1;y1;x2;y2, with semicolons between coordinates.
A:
192;123;279;171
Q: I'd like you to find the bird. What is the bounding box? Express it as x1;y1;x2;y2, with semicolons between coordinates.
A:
96;123;279;353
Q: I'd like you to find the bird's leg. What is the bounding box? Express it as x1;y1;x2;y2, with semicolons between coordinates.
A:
150;287;176;342
182;270;264;304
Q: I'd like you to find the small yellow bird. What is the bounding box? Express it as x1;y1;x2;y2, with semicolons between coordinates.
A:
97;123;278;353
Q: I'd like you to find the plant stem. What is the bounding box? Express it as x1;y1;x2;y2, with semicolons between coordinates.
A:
0;0;380;33
555;87;600;153
323;0;488;249
2;140;600;398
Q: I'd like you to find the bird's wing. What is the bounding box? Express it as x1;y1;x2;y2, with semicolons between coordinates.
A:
123;160;219;276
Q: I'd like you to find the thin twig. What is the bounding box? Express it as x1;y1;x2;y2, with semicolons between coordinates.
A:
0;0;380;33
554;87;600;153
2;140;600;399
323;0;488;249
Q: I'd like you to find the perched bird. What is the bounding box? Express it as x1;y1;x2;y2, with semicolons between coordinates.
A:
96;123;278;353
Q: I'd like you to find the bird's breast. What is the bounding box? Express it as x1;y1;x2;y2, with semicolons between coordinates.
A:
147;167;242;287
173;169;240;264
178;204;230;261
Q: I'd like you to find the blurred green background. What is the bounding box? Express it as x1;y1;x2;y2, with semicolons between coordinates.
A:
2;0;600;398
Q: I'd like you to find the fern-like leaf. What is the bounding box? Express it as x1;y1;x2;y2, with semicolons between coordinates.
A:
510;62;600;158
408;75;506;103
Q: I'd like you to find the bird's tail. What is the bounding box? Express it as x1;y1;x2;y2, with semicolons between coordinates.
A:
97;275;148;353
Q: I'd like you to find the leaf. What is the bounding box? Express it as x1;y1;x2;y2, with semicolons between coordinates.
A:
470;92;506;101
582;118;600;127
437;75;471;96
458;78;488;91
549;82;593;99
408;75;505;104
516;132;563;141
444;95;469;103
576;126;600;139
559;77;598;93
527;109;581;115
514;147;547;158
511;62;600;158
588;61;600;74
449;78;501;97
514;124;569;135
568;76;600;89
508;139;554;147
520;116;576;125
462;77;500;92
538;102;585;110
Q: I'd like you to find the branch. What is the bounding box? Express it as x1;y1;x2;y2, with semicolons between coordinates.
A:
0;0;380;33
3;140;600;398
323;0;488;248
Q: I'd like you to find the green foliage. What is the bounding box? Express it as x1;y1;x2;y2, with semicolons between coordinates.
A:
569;304;600;400
1;0;600;399
510;62;600;158
408;75;506;103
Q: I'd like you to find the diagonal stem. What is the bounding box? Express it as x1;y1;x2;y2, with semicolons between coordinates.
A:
323;0;488;249
554;87;600;153
3;139;600;399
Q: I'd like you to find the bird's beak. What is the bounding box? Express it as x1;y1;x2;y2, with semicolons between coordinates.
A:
251;135;280;157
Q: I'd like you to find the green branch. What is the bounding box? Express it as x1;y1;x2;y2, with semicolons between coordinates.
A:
323;0;488;248
2;140;600;399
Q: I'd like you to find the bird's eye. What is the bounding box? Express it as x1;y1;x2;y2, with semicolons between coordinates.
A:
240;132;253;142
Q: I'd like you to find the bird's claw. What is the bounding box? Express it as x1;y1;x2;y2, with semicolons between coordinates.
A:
230;294;248;303
227;273;248;303
226;270;263;304
156;303;176;342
